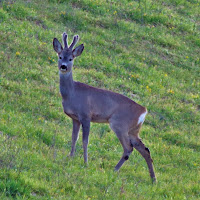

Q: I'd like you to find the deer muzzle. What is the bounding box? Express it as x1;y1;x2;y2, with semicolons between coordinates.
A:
60;65;68;73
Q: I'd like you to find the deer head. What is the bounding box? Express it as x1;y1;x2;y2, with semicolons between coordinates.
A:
53;33;84;74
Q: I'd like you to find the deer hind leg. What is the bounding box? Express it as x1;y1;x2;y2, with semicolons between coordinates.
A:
109;121;133;171
130;135;156;182
114;134;133;171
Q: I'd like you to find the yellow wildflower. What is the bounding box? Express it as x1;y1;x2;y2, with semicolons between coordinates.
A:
146;86;151;92
191;94;199;99
131;74;139;79
16;51;20;56
168;89;174;94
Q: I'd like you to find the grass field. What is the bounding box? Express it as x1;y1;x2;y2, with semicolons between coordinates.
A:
0;0;200;199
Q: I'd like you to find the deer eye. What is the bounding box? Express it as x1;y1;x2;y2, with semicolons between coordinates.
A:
69;58;73;61
59;56;62;59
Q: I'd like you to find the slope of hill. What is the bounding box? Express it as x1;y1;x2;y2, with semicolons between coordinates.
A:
0;0;199;199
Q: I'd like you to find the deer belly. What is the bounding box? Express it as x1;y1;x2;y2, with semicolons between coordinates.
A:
91;114;109;123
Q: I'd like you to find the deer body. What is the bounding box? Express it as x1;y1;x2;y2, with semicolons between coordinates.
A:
60;73;144;124
53;33;156;182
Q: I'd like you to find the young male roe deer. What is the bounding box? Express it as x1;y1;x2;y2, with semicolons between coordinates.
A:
53;33;156;182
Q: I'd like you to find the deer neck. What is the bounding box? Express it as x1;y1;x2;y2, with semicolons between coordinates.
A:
59;71;75;99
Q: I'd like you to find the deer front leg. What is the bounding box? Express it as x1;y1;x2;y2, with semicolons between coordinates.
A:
70;119;81;157
81;119;91;164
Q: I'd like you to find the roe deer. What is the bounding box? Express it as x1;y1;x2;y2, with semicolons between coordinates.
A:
53;33;156;182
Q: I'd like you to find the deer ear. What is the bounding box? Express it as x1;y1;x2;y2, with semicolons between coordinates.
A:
72;44;84;57
53;38;63;54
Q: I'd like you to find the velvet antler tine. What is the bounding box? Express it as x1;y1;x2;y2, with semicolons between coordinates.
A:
63;32;68;49
69;35;79;50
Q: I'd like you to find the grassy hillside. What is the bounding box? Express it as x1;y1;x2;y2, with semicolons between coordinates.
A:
0;0;199;199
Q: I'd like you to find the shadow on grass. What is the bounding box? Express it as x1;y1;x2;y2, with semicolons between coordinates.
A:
162;133;200;152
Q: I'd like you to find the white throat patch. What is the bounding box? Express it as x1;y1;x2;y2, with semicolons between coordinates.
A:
59;70;70;76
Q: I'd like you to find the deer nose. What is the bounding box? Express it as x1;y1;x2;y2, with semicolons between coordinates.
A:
61;65;68;70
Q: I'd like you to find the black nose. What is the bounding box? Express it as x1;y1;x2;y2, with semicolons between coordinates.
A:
61;65;67;70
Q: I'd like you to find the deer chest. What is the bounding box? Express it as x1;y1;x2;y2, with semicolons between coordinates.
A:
62;102;79;121
64;109;79;121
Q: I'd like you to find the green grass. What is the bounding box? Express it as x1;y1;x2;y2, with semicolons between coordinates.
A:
0;0;200;199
